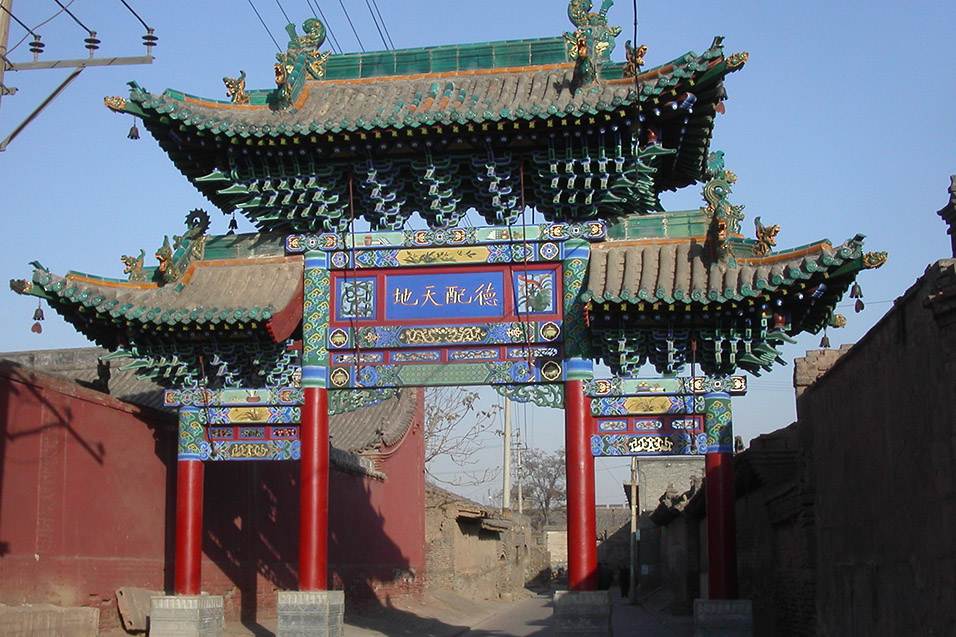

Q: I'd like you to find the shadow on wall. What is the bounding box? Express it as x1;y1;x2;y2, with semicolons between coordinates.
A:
0;364;142;560
201;460;417;626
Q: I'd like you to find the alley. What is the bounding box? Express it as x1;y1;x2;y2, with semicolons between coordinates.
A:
460;591;553;636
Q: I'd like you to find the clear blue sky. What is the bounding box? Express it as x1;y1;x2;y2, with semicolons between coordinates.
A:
1;0;953;505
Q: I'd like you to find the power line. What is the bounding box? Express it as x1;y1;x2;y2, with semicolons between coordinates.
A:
336;0;364;52
6;1;74;55
274;0;292;25
116;0;151;31
369;0;393;49
246;0;281;52
51;0;93;36
363;0;389;50
0;5;39;39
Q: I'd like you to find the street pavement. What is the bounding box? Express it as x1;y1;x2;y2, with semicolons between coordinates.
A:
127;586;696;636
341;586;696;637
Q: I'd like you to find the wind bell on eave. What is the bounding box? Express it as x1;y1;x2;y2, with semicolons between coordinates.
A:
128;116;140;140
31;299;45;334
850;281;864;312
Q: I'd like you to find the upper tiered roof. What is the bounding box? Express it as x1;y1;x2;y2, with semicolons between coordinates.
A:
104;2;746;233
10;2;885;382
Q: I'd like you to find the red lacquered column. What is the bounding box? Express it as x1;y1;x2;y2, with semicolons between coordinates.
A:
565;379;597;591
299;385;329;590
174;458;204;595
704;391;737;599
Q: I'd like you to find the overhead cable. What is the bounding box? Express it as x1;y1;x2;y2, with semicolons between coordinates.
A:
274;0;292;25
6;0;74;54
246;0;282;52
363;0;389;50
0;5;40;39
116;0;151;31
336;0;364;52
369;0;393;49
51;0;94;36
305;0;342;54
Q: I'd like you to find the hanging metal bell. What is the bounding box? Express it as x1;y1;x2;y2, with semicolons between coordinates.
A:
850;282;863;298
820;334;830;348
33;306;45;321
128;122;140;140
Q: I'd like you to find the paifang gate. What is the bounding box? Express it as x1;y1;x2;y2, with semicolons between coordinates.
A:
10;0;887;628
290;222;608;593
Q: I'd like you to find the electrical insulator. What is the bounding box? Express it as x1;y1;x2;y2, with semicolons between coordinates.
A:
29;36;45;60
142;28;158;54
85;32;101;54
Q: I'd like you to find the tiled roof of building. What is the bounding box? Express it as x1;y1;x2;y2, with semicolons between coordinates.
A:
0;347;171;413
125;46;731;140
15;255;303;348
111;38;744;229
582;236;870;306
330;388;419;454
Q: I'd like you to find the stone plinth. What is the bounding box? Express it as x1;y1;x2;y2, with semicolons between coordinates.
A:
0;603;99;637
553;590;611;636
149;595;223;636
277;590;345;637
694;599;753;637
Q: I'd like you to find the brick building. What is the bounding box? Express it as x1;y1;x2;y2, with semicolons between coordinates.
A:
653;177;956;635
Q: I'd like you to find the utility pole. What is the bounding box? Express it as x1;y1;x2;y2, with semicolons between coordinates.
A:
0;0;13;124
515;427;523;514
629;456;638;602
502;396;511;515
0;0;155;151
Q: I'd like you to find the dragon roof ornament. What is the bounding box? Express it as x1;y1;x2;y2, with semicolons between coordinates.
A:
274;18;332;109
701;151;745;266
564;0;623;87
122;209;211;284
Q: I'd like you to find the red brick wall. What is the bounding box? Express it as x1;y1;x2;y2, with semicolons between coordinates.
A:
0;363;174;630
191;394;427;621
1;364;427;626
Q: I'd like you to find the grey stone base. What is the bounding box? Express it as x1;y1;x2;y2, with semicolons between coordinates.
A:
277;590;345;637
0;603;99;637
694;599;753;637
149;595;223;636
117;587;163;633
553;590;611;636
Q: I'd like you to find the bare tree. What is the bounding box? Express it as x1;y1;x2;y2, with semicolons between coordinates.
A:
522;448;566;528
424;386;501;486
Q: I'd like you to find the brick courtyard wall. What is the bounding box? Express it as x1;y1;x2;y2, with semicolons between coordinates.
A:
0;362;175;632
1;362;428;627
797;260;956;636
201;399;427;621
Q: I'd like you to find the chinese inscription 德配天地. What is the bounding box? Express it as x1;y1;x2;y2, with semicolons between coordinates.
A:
391;282;499;308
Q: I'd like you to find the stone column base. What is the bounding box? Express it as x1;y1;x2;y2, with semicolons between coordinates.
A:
0;603;99;637
277;590;345;637
149;595;223;637
694;599;753;637
553;590;611;636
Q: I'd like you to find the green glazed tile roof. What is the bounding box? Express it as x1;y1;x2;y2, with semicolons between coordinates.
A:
20;255;303;347
126;45;732;139
583;235;869;306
